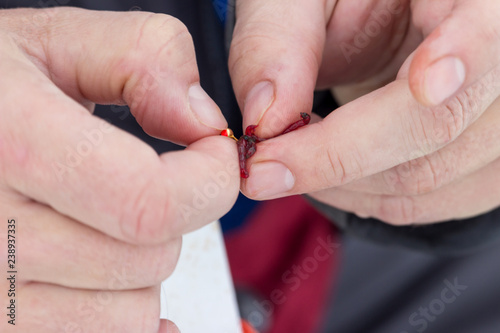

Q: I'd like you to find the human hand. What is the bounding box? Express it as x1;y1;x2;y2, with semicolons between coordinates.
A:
0;7;239;332
230;0;500;225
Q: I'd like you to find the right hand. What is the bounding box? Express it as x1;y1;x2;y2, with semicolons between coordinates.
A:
0;7;239;332
231;0;500;227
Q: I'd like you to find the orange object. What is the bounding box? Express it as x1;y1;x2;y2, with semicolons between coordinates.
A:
241;319;258;333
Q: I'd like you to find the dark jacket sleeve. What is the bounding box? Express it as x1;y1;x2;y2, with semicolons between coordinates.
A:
306;195;500;256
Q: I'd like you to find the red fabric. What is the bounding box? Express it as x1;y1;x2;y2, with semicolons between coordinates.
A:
225;196;340;333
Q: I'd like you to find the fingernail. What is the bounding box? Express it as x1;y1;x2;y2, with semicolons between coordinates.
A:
188;83;228;130
246;162;294;199
424;56;465;105
244;81;275;126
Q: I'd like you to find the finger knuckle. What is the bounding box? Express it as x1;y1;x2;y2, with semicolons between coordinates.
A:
404;110;431;157
324;145;348;185
107;240;181;289
323;138;365;186
127;13;194;72
229;19;321;80
19;283;160;332
436;97;467;143
229;20;282;60
405;99;466;153
147;238;182;284
120;178;174;244
137;287;163;332
137;13;191;46
393;154;445;195
124;13;195;110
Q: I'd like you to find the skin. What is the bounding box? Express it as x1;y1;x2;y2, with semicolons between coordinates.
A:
1;1;498;331
238;113;310;178
0;8;240;333
232;0;500;225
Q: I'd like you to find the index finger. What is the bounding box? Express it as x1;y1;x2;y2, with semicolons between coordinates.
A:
0;11;240;244
3;78;239;244
241;71;500;200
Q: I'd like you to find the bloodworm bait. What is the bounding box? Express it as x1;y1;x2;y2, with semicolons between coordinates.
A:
221;113;311;178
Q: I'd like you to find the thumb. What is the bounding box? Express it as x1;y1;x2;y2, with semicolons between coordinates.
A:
229;0;334;137
409;1;500;106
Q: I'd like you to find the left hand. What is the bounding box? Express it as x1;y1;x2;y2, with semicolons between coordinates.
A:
230;0;500;225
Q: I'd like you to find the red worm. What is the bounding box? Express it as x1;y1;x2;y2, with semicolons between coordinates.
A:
281;113;311;134
237;138;250;178
238;113;311;179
